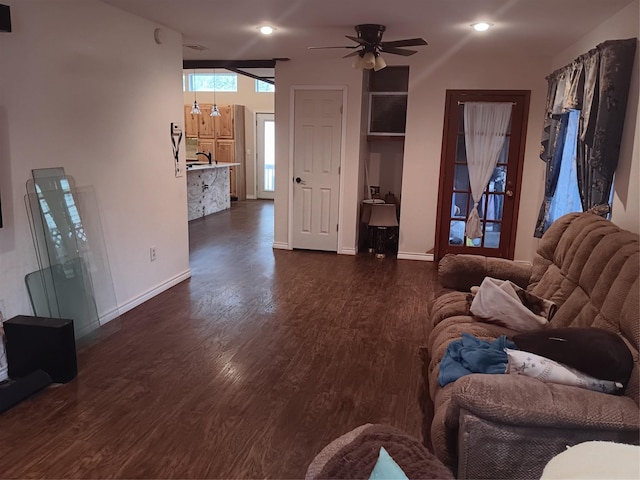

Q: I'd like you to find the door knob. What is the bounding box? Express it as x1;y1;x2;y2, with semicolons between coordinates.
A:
506;190;514;197
295;177;306;185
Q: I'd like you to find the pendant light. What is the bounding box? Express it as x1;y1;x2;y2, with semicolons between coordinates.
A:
210;68;221;117
190;68;201;114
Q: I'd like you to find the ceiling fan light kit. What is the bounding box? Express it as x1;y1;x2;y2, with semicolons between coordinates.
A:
311;24;428;71
362;51;376;69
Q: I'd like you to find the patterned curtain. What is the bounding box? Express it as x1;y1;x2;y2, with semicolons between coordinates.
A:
534;112;570;237
535;38;637;237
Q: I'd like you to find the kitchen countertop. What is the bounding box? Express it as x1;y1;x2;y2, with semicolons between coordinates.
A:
186;162;241;171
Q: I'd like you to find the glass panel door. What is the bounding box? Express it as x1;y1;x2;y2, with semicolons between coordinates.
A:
257;113;275;199
435;90;530;260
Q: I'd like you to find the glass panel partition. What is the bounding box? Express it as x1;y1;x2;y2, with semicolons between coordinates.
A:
25;169;120;342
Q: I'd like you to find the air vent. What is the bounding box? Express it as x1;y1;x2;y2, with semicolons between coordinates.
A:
184;44;208;51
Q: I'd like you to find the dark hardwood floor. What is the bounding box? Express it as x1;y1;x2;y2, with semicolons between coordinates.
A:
0;200;437;479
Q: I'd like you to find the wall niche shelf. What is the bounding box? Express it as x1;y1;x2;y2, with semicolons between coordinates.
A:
367;66;409;137
367;135;405;142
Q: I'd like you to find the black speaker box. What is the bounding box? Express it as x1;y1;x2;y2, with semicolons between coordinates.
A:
0;370;52;414
0;4;11;33
3;315;77;383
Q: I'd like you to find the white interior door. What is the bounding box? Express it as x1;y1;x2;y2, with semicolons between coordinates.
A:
292;90;343;251
256;113;275;200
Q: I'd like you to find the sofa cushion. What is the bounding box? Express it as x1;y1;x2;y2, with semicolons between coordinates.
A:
512;327;634;385
429;291;472;335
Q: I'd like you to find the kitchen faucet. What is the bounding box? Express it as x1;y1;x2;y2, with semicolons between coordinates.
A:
196;151;215;164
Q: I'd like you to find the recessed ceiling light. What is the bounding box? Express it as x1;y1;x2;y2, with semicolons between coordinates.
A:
259;25;275;35
472;22;492;32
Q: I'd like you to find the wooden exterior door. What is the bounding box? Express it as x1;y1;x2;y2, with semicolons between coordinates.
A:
435;90;530;260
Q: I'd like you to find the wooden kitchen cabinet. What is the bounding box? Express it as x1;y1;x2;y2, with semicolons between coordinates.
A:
184;106;199;137
197;139;214;157
214;105;234;138
183;104;215;138
184;104;246;200
197;104;215;138
215;139;234;163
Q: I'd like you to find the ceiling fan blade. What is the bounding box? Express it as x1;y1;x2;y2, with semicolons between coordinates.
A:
308;45;358;50
343;51;361;58
381;38;428;48
345;35;369;46
381;46;418;56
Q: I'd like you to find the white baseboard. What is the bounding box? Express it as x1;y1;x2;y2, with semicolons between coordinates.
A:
339;247;357;255
272;241;291;250
246;194;257;200
397;251;435;262
111;269;192;319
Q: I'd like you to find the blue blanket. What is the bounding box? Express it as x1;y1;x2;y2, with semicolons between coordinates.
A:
438;333;516;387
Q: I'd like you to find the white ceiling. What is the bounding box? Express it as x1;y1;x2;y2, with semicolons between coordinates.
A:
101;0;634;65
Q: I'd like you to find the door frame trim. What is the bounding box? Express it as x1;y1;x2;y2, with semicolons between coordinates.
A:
434;89;530;261
287;85;348;252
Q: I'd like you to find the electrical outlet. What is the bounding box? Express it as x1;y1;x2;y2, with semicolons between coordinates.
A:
150;246;157;262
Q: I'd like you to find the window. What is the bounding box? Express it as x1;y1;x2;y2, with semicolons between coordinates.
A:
547;109;583;226
187;73;237;92
256;80;275;93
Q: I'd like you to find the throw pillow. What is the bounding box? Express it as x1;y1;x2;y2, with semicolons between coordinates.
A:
505;349;623;394
511;327;633;386
369;447;408;480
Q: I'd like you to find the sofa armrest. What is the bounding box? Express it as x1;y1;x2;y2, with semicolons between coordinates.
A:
438;254;532;292
446;374;639;432
444;374;639;479
456;409;639;480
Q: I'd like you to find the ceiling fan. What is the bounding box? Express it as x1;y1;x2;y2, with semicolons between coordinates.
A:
308;24;428;71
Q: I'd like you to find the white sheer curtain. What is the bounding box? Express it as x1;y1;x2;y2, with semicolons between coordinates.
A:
464;102;513;239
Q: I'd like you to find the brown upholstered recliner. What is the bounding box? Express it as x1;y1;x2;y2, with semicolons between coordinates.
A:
423;212;640;479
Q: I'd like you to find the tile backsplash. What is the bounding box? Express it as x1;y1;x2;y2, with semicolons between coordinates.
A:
185;137;198;160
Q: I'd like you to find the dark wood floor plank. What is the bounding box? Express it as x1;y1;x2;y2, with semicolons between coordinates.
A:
0;200;436;478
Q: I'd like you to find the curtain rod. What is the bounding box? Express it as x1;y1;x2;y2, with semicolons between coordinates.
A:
457;101;517;105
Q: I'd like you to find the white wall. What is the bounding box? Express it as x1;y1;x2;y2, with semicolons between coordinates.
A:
552;0;639;233
0;0;189;320
183;73;275;199
274;53;549;261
